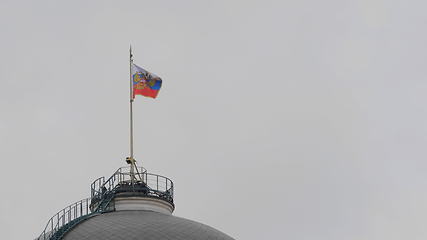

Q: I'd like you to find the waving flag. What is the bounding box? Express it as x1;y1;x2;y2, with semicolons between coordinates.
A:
131;63;162;99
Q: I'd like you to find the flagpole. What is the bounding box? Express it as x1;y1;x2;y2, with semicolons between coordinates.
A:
129;45;135;182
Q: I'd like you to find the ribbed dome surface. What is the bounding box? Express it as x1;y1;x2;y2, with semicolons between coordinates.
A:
62;210;234;240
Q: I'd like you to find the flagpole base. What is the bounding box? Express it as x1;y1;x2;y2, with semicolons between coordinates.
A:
125;157;134;164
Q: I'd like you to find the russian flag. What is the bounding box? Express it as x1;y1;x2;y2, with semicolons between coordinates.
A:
131;63;162;99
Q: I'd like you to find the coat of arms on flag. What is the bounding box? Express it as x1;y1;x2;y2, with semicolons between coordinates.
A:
131;63;162;99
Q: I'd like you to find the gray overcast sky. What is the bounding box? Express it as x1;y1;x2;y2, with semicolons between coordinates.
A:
1;0;427;239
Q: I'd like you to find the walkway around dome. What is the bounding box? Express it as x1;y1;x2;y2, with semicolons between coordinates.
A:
37;166;174;240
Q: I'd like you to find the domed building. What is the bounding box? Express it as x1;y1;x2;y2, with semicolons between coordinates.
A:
37;49;233;240
37;166;234;240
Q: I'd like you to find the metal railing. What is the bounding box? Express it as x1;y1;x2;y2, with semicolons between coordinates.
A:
37;166;174;240
37;198;92;240
90;166;174;208
90;166;146;198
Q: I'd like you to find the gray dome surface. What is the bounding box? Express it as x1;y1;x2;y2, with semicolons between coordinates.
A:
62;210;234;240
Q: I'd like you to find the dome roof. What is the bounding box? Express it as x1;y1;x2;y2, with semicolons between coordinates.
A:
36;167;235;240
62;210;234;240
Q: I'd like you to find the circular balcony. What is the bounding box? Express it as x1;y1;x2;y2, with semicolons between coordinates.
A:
37;167;174;240
89;167;174;212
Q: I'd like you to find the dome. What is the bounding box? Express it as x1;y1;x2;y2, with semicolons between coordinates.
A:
62;210;234;240
37;166;235;240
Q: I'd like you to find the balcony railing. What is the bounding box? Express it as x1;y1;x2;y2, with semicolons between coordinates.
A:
37;198;92;240
37;166;174;240
90;166;174;209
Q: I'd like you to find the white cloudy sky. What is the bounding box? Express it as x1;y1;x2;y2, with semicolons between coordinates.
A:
1;0;427;239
